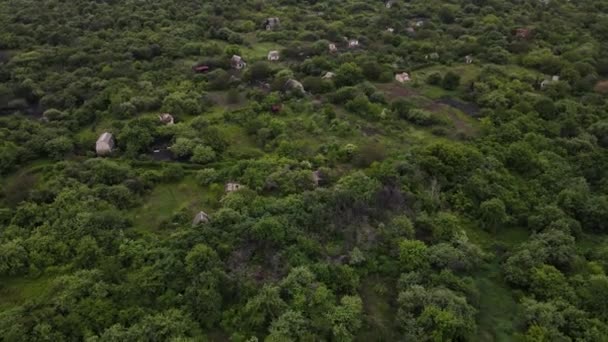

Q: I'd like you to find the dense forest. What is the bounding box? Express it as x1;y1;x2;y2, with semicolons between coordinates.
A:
1;0;608;340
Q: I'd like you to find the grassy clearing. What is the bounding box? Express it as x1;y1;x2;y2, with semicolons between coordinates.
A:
358;277;396;342
462;222;528;341
243;42;284;60
0;273;56;311
221;123;264;159
129;176;221;234
475;259;522;342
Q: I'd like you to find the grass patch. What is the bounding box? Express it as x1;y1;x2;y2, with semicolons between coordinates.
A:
242;41;284;61
475;259;522;342
129;176;221;233
357;276;396;341
461;222;527;341
0;273;56;311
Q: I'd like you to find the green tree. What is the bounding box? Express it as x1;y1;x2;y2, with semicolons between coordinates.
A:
479;198;508;231
398;239;428;272
190;145;217;164
335;63;364;87
74;236;101;269
0;239;29;276
185;244;220;275
326;295;363;342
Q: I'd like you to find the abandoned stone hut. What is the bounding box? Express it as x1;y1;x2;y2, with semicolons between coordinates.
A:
267;50;280;61
225;182;243;193
265;17;280;30
322;71;336;79
231;55;246;70
395;72;410;83
192;211;210;226
96;132;114;156
158;113;174;125
284;79;305;93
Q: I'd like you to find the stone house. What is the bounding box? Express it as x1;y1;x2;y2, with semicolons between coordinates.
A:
192;211;210;226
158;113;174;125
96;132;114;156
225;182;243;193
395;72;411;83
231;55;246;70
284;79;305;93
267;50;280;61
322;71;336;79
265;17;280;30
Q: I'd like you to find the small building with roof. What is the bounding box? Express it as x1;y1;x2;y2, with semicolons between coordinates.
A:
225;182;243;193
395;72;411;83
265;17;280;30
284;79;305;93
322;71;336;79
268;50;280;61
231;55;246;70
96;132;114;156
158;113;174;125
192;211;210;226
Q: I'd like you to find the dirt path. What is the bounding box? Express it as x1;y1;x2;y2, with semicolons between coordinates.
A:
424;102;476;137
376;82;420;100
437;97;480;117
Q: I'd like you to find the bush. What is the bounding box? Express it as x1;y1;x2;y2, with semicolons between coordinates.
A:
191;145;217;164
427;72;442;85
391;99;413;119
402;109;444;126
248;61;272;81
353;142;387;167
345;95;382;120
195;168;218;185
442;71;461;90
226;89;240;104
331;87;360;104
302;76;334;94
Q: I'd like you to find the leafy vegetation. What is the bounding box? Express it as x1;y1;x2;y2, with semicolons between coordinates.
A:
1;0;608;340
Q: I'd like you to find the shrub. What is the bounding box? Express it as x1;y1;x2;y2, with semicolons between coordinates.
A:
442;71;461;90
427;72;442;85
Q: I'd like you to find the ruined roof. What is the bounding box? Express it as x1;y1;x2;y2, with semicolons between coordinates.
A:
395;72;410;83
225;182;243;193
158;113;174;125
322;72;336;79
192;211;210;226
312;170;323;186
284;79;305;93
97;132;113;144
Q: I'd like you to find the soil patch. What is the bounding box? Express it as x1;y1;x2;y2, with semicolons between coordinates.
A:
437;97;480;117
594;80;608;95
0;101;44;118
376;82;419;100
424;102;475;138
149;137;175;161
